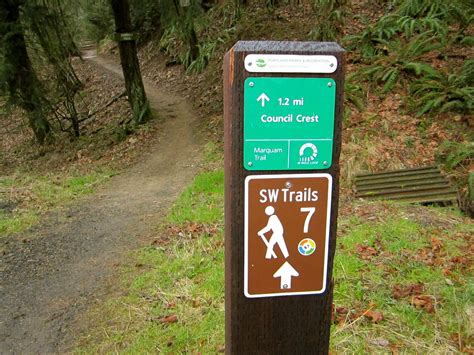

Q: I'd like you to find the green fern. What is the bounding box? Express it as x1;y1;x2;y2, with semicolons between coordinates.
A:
343;15;397;60
186;40;217;73
436;141;474;171
396;0;469;19
404;62;436;76
310;0;346;41
396;15;447;38
459;36;474;46
159;25;184;63
395;0;473;30
358;33;441;92
344;73;366;111
410;60;474;116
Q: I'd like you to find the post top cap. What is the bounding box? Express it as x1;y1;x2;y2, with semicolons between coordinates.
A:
231;41;345;53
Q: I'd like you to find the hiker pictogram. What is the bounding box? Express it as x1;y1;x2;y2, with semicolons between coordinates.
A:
257;206;289;259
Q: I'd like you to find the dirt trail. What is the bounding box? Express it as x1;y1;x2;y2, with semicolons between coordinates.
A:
0;55;202;354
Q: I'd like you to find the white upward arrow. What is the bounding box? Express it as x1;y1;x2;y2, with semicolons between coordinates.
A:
273;261;299;290
257;93;270;107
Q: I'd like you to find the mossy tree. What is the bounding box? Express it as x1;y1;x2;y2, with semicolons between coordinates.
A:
110;0;151;125
0;0;52;144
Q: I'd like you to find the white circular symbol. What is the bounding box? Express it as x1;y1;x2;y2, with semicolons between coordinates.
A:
299;143;318;163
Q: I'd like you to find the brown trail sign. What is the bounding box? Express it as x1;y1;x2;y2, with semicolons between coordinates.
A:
245;174;332;298
224;41;344;354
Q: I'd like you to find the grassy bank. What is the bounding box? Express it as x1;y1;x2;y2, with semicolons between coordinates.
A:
76;167;473;353
0;170;114;238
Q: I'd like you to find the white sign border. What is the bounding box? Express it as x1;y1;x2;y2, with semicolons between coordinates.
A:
244;54;338;73
244;173;333;298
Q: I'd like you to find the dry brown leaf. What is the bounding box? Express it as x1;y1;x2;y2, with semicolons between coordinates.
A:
392;283;424;299
336;306;349;315
165;301;176;309
160;314;178;324
333;305;351;325
356;244;378;259
364;310;383;323
411;295;435;313
431;237;443;253
390;344;400;354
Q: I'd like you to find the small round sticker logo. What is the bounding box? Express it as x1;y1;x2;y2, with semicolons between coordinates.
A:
298;238;316;256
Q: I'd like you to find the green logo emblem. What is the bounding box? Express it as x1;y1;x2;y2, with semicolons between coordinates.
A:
256;59;267;67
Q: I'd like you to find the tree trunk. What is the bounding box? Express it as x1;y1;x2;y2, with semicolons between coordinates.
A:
110;0;151;125
186;20;199;62
2;0;52;144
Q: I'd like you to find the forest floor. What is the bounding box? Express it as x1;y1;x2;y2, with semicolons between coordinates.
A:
0;55;203;354
1;1;472;353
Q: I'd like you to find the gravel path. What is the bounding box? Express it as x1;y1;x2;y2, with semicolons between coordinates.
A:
0;55;202;354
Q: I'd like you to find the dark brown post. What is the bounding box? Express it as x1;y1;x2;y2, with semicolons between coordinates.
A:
224;41;345;354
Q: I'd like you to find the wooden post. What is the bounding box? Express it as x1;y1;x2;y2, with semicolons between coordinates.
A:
224;41;345;354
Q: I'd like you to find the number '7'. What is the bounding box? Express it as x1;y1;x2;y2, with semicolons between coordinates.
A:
300;207;315;233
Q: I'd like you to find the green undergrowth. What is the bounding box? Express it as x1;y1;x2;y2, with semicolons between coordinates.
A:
332;203;473;353
76;167;225;354
0;170;114;237
76;167;473;354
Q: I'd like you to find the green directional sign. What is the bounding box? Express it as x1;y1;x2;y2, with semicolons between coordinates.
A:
244;77;336;170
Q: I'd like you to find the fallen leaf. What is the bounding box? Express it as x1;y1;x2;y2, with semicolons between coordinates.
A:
411;295;435;313
451;256;469;264
336;306;349;315
431;237;443;253
160;314;178;324
333;306;351;325
356;244;378;259
390;344;400;354
450;256;472;271
392;283;424;299
442;268;452;276
364;310;383;323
